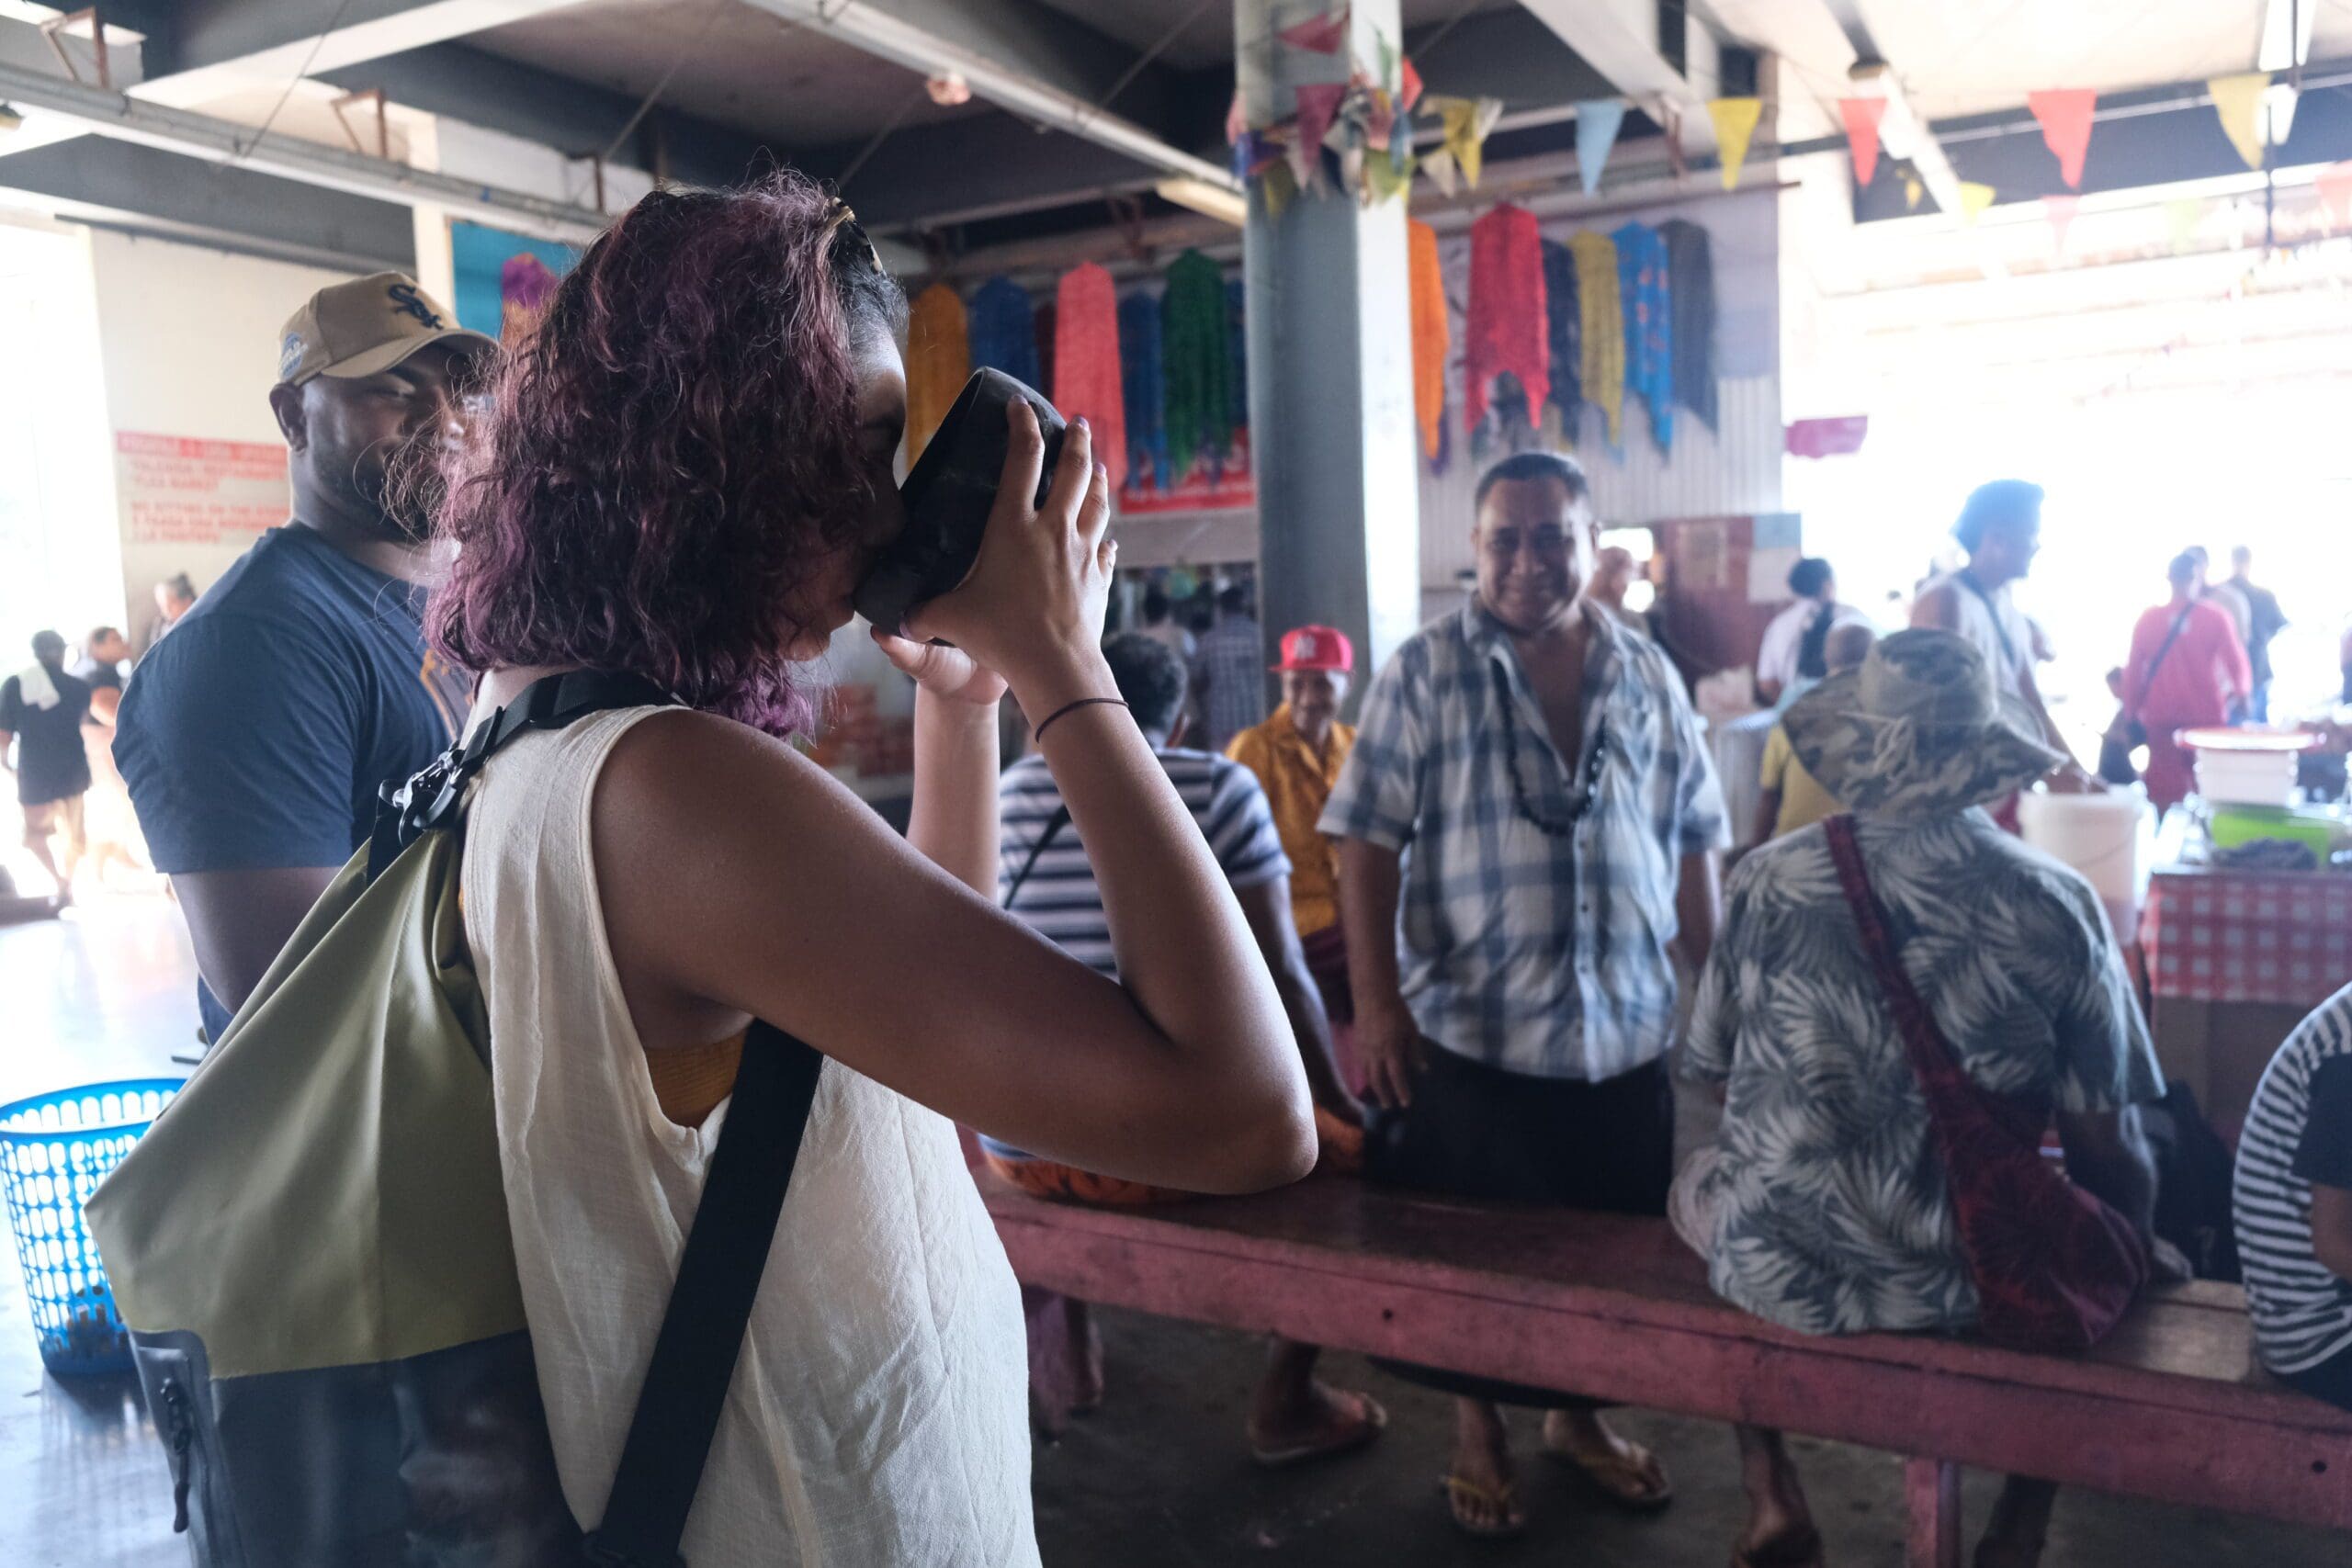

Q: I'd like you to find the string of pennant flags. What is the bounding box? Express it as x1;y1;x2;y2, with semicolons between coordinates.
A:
1238;4;2352;254
1227;3;1772;213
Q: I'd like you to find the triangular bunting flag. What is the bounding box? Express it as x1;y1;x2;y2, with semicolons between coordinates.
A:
1709;97;1764;190
1902;169;1925;210
2315;162;2352;229
1225;87;1248;147
1577;98;1627;195
1398;55;1423;112
1286;120;1317;193
2043;194;2079;258
1278;5;1349;54
1261;158;1299;220
1295;83;1346;162
2027;89;2097;188
1375;27;1397;94
1837;97;1887;186
1365;148;1414;204
2164;197;2201;252
1436;96;1503;188
1957;182;1996;225
1421;146;1459;197
2209;72;2270;170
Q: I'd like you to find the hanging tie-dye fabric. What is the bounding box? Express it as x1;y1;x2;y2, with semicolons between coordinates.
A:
1118;289;1168;491
1612;220;1674;455
967;276;1040;389
1160;249;1232;480
903;281;970;462
1052;263;1125;488
1540;238;1582;440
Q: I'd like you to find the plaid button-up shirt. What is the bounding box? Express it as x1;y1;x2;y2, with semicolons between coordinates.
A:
1320;601;1728;1081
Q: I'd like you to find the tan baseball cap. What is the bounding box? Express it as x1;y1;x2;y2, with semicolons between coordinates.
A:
276;272;496;387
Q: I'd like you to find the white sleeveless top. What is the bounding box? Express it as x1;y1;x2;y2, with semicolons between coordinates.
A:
462;706;1038;1567
1925;570;2035;699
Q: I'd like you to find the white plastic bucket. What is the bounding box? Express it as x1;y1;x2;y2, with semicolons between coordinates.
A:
2018;788;2154;932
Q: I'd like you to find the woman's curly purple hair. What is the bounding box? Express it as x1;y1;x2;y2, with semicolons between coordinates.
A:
427;170;906;736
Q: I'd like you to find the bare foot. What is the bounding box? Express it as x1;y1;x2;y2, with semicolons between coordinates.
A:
1246;1379;1385;1467
1543;1408;1674;1510
1442;1401;1523;1538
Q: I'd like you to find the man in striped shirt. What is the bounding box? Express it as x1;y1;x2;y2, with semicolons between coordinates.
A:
2234;984;2352;1408
992;632;1377;1464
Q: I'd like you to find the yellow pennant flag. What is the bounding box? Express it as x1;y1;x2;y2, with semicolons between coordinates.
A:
1261;159;1299;220
1957;182;1996;225
1708;96;1763;189
1436;96;1503;188
2208;72;2270;170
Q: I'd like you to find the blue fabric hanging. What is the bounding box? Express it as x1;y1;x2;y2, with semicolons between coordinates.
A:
967;276;1040;389
1118;289;1168;491
1612;220;1674;456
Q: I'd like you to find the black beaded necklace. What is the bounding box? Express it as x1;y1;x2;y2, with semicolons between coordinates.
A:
1488;660;1610;838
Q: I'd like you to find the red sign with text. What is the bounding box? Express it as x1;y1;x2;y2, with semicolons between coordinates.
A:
115;432;289;546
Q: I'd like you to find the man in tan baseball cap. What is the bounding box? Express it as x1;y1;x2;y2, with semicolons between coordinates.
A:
275;270;494;387
115;271;497;1047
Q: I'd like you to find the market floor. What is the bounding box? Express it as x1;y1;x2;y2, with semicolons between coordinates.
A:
0;896;2345;1565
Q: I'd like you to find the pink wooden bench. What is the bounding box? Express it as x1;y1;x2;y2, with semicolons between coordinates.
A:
981;1173;2352;1567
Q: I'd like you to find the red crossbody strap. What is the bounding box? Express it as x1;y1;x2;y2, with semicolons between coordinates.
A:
1822;815;1970;1096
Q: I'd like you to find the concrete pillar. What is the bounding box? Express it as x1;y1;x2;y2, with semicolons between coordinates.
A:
1237;0;1421;698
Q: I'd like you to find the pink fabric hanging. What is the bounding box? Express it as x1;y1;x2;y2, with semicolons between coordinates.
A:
1463;203;1548;430
1052;263;1127;490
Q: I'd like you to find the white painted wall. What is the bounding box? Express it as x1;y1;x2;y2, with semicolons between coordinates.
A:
87;230;362;621
0;216;117;658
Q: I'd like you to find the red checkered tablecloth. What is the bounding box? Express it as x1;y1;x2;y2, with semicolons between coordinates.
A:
2143;869;2352;1006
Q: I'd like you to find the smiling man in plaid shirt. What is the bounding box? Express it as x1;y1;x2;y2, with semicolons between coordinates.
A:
1322;449;1727;1541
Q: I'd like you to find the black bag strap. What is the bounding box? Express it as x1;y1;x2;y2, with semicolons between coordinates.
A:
2125;603;2199;724
1002;805;1072;908
368;668;826;1564
1955;571;2021;682
368;669;673;881
583;1021;825;1568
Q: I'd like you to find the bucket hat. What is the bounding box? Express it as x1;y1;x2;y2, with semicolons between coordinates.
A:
1783;628;2060;818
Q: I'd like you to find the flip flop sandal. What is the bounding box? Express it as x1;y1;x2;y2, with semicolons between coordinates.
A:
1439;1472;1528;1540
1733;1525;1826;1568
1545;1439;1676;1512
1247;1391;1387;1468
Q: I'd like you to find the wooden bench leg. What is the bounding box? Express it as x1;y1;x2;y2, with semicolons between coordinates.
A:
1905;1456;1962;1568
1022;1286;1102;1439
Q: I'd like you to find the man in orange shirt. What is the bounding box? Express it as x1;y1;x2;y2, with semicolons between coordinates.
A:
1227;626;1360;1035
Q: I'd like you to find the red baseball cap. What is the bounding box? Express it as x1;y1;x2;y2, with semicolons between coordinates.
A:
1272;625;1353;673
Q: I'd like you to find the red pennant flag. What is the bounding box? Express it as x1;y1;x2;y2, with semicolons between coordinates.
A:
2028;89;2097;188
1278;5;1349;54
2043;194;2080;257
1398;56;1423;113
1838;97;1889;186
1295;83;1346;151
1225;87;1247;146
2316;162;2352;229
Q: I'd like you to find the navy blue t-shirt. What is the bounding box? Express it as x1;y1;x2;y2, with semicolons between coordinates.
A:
115;525;469;1038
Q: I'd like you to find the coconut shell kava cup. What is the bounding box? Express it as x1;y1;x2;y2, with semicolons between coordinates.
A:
854;367;1068;641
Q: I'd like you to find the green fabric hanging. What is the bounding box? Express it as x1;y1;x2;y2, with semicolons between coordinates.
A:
1160;249;1231;479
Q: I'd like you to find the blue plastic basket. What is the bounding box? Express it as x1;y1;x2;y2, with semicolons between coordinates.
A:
0;1079;184;1376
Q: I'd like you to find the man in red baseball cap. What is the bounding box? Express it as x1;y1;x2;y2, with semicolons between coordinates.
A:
1227;625;1360;1039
